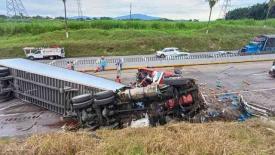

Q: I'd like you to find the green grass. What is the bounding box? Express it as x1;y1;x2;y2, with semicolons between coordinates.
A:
1;119;275;155
0;19;275;58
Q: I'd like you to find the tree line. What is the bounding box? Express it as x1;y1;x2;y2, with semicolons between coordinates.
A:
226;3;275;20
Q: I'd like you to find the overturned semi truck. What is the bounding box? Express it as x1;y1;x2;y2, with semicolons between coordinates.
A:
0;59;205;130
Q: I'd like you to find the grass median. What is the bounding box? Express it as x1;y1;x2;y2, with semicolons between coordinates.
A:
0;19;275;58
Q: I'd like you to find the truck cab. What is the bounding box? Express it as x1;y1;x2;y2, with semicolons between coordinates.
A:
240;35;275;54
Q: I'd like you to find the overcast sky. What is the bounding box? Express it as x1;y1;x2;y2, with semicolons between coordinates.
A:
0;0;267;20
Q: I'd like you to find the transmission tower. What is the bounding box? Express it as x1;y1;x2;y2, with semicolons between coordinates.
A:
219;0;231;18
76;0;83;18
6;0;28;18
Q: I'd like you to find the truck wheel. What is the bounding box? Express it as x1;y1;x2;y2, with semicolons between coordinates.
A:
49;56;55;60
28;56;34;60
94;96;115;106
72;94;93;103
94;90;114;100
72;99;93;110
160;54;165;58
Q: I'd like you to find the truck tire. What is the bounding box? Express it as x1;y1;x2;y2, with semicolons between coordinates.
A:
49;56;55;60
0;72;9;77
72;99;93;109
71;94;93;103
28;56;34;60
0;67;9;73
160;54;165;58
94;96;115;106
163;77;194;86
94;90;114;100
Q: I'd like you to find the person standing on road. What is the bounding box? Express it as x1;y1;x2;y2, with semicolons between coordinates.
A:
71;61;75;70
66;61;72;70
115;58;123;75
119;58;124;69
99;56;107;71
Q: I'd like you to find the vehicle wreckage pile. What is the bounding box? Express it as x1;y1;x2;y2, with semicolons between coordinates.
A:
70;76;204;129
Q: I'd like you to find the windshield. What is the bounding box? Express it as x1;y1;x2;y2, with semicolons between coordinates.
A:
248;41;261;46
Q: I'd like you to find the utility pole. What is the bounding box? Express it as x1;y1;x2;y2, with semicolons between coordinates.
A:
130;2;132;20
62;0;69;38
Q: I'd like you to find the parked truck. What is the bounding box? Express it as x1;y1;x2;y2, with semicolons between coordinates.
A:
23;46;65;60
239;35;275;54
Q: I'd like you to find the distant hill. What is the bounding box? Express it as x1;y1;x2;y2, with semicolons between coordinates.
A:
115;14;161;20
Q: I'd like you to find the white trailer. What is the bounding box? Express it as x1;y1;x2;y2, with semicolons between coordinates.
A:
23;47;65;60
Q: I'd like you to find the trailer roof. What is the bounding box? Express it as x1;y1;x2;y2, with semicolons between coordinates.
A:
0;58;125;91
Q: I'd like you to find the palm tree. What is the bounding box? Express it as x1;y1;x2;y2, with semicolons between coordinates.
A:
206;0;219;34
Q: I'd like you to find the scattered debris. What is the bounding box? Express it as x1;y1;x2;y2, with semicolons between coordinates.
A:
130;114;150;128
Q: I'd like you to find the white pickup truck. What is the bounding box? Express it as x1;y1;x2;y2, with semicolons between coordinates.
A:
23;47;65;60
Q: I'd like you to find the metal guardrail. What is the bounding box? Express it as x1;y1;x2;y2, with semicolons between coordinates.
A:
40;52;275;70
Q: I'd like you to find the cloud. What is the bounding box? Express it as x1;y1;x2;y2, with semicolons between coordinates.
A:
0;0;267;20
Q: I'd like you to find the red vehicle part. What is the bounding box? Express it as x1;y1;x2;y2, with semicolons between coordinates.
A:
165;94;193;109
138;68;175;78
137;68;176;86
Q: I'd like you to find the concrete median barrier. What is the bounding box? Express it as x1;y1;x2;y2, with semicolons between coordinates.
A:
76;54;275;72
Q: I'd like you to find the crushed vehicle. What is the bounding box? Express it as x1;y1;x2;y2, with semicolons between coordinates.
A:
71;77;204;129
70;67;205;129
135;68;180;87
23;46;65;60
239;35;275;54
